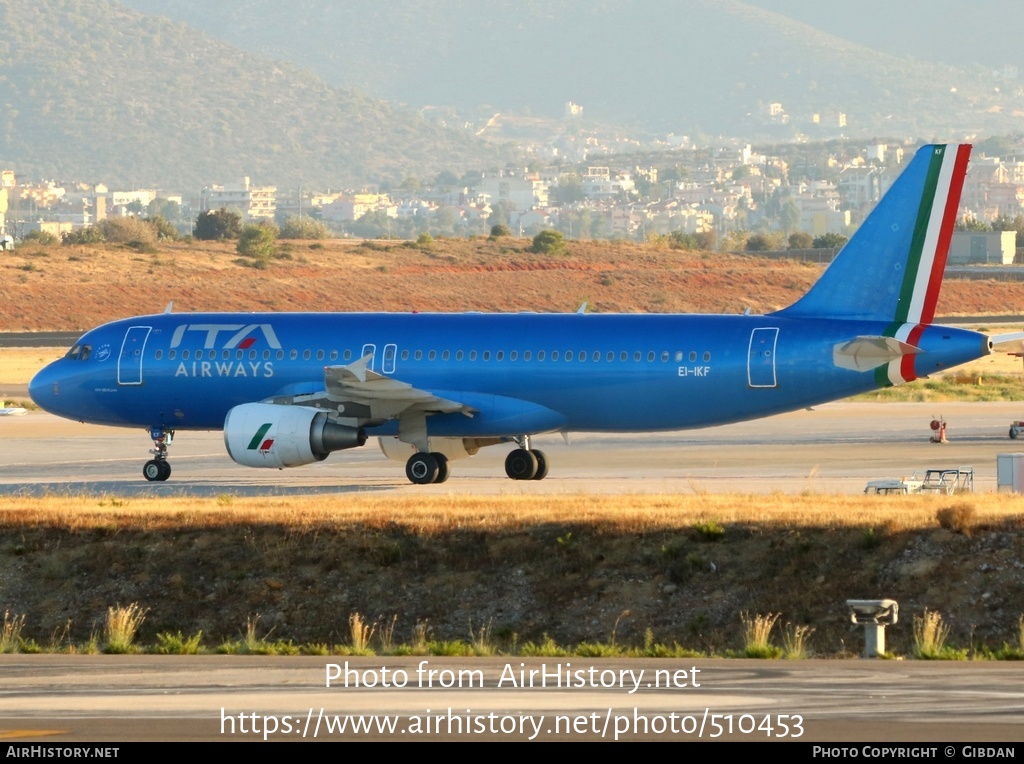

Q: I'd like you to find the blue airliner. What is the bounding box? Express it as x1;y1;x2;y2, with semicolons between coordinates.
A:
28;144;1005;484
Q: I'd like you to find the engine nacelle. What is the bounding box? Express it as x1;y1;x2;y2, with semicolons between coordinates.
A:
224;403;366;468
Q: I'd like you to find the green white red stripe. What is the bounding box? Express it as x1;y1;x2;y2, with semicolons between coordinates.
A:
877;144;972;386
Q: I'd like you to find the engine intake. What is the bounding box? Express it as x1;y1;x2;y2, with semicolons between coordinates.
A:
224;403;366;468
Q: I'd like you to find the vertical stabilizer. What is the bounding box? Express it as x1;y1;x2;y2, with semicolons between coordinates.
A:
773;144;971;323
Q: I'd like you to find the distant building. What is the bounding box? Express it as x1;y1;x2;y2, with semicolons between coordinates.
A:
949;230;1016;265
201;177;276;221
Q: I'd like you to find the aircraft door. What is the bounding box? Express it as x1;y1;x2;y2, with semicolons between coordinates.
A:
361;343;376;371
747;327;779;388
118;326;152;385
382;344;397;374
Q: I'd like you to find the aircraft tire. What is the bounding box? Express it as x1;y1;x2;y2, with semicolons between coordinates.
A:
143;460;163;482
406;452;439;484
531;450;549;480
505;448;538;480
433;453;450;483
159;461;172;481
1011;426;1019;440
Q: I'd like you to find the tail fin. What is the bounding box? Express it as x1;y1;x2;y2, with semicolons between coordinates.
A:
773;144;971;323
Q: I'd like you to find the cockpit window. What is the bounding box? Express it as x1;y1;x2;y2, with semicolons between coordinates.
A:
64;343;92;361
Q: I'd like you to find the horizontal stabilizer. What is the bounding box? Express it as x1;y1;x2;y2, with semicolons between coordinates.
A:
989;331;1024;355
833;336;923;372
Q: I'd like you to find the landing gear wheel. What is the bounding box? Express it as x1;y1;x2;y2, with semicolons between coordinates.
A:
505;448;539;480
531;449;549;480
433;454;450;484
406;452;440;485
143;459;170;482
1011;426;1020;440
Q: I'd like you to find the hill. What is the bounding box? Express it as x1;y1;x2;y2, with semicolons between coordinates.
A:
120;0;1024;139
0;0;504;189
0;237;1020;332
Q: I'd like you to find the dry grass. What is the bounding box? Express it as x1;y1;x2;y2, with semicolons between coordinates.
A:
936;503;978;535
104;602;147;654
782;623;815;659
740;612;782;658
0;492;1020;534
348;612;375;653
913;609;952;659
1;611;26;653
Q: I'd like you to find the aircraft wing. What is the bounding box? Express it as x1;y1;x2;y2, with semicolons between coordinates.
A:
321;357;474;421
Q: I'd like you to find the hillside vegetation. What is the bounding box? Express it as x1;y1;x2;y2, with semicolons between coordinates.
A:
0;0;502;188
1;237;1021;332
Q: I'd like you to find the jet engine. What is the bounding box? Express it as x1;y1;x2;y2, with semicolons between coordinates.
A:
224;403;366;468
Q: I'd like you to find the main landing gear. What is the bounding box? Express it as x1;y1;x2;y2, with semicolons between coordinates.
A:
405;452;450;485
504;435;549;481
143;426;174;482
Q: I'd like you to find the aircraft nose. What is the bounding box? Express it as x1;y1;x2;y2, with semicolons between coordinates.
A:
29;362;61;413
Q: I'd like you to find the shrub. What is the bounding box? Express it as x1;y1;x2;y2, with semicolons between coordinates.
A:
788;232;814;249
22;230;58;246
490;223;511;238
237;222;278;263
530;229;566;254
740;612;783;658
194;208;242;240
936;503;976;535
99;217;157;245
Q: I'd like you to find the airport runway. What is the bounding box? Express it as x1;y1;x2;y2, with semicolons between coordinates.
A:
1;656;1023;742
1;401;1022;496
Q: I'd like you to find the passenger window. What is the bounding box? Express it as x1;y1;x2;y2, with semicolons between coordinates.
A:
428;350;437;361
703;351;711;362
442;350;450;361
620;351;627;362
155;350;162;360
647;351;655;362
469;351;477;361
399;350;407;361
483;351;490;361
552;351;559;361
168;350;176;360
661;351;669;362
317;350;325;361
456;350;464;361
633;351;641;362
250;350;258;360
277;350;284;360
524;351;531;361
510;351;517;361
538;351;545;361
183;350;190;360
595;352;602;362
675;351;683;362
303;350;311;360
496;351;504;361
578;351;586;361
415;350;423;361
689;351;697;362
565;351;572;362
344;349;352;361
290;350;298;360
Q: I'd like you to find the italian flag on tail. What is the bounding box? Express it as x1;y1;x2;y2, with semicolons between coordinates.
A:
876;144;972;387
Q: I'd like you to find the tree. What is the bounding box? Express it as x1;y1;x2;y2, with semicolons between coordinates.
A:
788;231;813;249
237;222;278;266
812;232;848;249
145;215;179;241
490;223;511;238
280;216;331;240
530;229;566;254
194;208;242;240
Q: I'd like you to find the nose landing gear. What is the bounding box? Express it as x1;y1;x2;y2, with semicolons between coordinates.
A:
143;426;174;481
